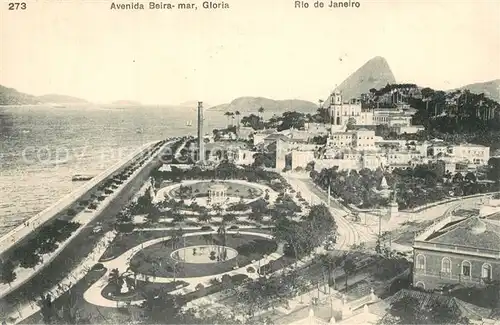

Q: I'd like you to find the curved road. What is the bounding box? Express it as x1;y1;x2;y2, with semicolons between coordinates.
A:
283;174;366;251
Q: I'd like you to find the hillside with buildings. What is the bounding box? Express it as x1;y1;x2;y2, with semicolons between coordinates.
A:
208;97;318;114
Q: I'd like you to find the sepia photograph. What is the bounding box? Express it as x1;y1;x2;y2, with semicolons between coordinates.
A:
1;0;500;324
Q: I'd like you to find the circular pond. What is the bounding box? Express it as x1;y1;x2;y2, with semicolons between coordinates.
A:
171;245;239;264
129;231;278;278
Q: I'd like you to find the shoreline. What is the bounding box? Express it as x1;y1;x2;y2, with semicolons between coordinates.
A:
0;139;165;257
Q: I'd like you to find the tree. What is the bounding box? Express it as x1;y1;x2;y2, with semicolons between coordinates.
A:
380;293;471;325
346;117;357;129
342;256;356;291
319;253;341;289
140;289;185;324
0;259;16;286
258;106;265;118
19;249;42;269
465;172;477;183
235;110;241;129
488;157;500;182
38;292;91;324
241;114;264;130
108;268;122;292
224;111;232;127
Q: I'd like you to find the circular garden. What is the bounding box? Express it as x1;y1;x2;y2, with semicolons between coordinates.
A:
168;181;264;200
128;231;277;278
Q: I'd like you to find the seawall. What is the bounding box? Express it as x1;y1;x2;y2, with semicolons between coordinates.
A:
0;140;165;258
0;138;177;308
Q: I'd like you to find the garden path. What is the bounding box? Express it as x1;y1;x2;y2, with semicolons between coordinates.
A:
82;230;284;308
3;231;117;325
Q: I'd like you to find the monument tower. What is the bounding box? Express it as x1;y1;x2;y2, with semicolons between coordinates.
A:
197;101;205;162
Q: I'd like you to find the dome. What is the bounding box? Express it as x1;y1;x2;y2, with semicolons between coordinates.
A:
470;219;487;235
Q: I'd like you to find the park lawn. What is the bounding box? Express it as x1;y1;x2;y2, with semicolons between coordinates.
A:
130;233;277;278
101;278;190;302
19;268;140;324
169;181;263;199
101;227;273;262
100;230;175;261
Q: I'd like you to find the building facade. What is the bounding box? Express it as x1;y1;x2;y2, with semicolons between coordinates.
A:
327;91;363;126
413;216;500;290
327;129;376;150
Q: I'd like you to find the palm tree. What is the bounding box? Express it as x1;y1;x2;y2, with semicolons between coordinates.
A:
224;111;232;127
235;110;241;129
230;112;235;127
342;256;356;292
108;268;122;292
319;253;340;290
258;106;264;119
216;222;228;261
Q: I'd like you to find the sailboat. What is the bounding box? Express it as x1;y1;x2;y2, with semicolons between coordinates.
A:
186;120;193;127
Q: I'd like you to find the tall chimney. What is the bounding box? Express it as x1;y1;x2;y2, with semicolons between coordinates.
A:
197;101;205;162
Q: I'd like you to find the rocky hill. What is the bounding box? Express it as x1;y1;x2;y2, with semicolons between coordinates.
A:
0;85;40;105
208;97;318;114
0;84;88;105
111;100;141;106
324;56;396;104
37;94;87;104
453;79;500;103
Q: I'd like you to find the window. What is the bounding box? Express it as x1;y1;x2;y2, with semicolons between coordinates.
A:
441;258;452;274
462;260;471;277
416;254;426;270
482;264;492;280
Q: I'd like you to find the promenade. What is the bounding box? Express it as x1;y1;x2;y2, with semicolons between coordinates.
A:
0;140;159;257
0;138;178;322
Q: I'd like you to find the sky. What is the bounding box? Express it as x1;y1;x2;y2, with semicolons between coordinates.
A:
1;0;499;105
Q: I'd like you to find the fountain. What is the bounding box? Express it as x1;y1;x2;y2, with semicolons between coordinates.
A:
120;280;129;294
171;245;238;264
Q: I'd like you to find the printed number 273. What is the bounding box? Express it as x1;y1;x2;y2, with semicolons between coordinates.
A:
8;2;27;10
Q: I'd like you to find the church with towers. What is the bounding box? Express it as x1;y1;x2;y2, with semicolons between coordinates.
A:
326;91;374;127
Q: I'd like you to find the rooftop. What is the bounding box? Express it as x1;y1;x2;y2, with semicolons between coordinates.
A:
264;134;290;141
384;289;492;320
425;216;500;252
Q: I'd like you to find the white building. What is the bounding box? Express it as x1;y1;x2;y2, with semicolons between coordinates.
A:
327;91;363;126
327;129;376;150
428;143;490;165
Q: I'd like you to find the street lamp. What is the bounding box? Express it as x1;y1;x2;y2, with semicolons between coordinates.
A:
173;261;179;283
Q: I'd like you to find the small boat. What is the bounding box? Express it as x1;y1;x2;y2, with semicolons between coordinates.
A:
72;174;94;182
186;121;193;126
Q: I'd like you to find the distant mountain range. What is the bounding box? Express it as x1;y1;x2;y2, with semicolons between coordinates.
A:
110;100;142;106
1;63;499;107
0;85;87;105
208;97;318;114
451;79;500;103
323;56;500;104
